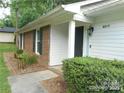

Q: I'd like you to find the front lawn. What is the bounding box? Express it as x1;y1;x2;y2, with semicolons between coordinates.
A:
0;43;16;93
0;43;16;53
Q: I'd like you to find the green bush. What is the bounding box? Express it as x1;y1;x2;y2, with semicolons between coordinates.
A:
63;57;124;93
19;52;29;63
28;55;38;65
15;49;23;59
16;49;23;54
19;52;37;65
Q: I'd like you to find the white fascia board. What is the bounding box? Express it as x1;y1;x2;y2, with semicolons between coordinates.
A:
62;0;103;14
84;0;122;16
62;5;81;14
73;14;93;23
63;0;103;7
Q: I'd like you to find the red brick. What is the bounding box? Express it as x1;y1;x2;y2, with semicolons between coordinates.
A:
19;26;50;67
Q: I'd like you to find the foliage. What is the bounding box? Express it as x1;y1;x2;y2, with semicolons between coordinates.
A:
0;0;9;8
18;8;39;28
63;57;124;93
10;0;84;28
0;19;4;27
0;0;85;28
0;15;14;27
28;55;38;65
15;49;23;59
16;49;23;54
19;52;29;62
19;52;37;65
3;16;14;27
0;43;16;93
0;0;14;27
10;0;54;28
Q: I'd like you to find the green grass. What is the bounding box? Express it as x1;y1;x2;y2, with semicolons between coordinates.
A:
0;43;16;93
0;43;16;53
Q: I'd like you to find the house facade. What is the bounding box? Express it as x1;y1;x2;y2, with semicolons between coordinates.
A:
16;0;124;66
0;27;16;43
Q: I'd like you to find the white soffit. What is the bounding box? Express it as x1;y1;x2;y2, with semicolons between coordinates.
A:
62;0;104;14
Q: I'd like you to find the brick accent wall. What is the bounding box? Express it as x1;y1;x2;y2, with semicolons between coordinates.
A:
38;26;50;67
23;26;50;67
24;31;33;53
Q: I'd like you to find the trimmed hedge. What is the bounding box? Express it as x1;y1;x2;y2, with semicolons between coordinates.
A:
63;57;124;93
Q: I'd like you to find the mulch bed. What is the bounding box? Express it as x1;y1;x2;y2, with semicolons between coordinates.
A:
41;76;67;93
4;52;47;75
4;52;67;92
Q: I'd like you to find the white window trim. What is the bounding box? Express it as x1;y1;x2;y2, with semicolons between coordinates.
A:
19;34;21;49
19;33;24;49
35;30;40;55
22;33;24;50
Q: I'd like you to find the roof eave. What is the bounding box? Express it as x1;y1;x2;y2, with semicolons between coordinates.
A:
16;5;65;33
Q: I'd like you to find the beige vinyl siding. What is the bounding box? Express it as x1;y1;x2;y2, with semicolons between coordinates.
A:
89;11;124;60
0;32;14;42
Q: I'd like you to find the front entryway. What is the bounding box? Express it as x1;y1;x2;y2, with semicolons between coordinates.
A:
75;26;84;57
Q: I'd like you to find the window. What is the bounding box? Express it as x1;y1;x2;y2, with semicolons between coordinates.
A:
33;30;36;52
35;29;43;55
19;33;24;49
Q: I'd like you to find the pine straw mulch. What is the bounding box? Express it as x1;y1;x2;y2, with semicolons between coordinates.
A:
41;76;67;93
4;52;47;75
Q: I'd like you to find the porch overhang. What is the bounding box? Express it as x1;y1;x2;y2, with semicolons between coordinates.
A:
16;6;66;33
16;3;94;34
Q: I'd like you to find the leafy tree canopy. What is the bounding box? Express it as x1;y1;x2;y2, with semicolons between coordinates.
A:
0;0;9;8
9;0;83;28
0;15;14;27
0;0;14;27
0;20;4;27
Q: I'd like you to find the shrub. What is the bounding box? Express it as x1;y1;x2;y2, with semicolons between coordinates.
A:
18;52;29;69
63;57;124;93
19;52;37;65
16;49;23;54
19;52;29;62
27;55;38;65
15;49;23;59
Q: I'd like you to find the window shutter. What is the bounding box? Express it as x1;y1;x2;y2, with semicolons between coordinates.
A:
39;30;43;55
33;30;36;52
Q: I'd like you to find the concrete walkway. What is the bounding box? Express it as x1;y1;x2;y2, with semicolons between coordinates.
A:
8;70;58;93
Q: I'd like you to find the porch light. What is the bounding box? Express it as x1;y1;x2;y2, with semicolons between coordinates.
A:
88;26;94;36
